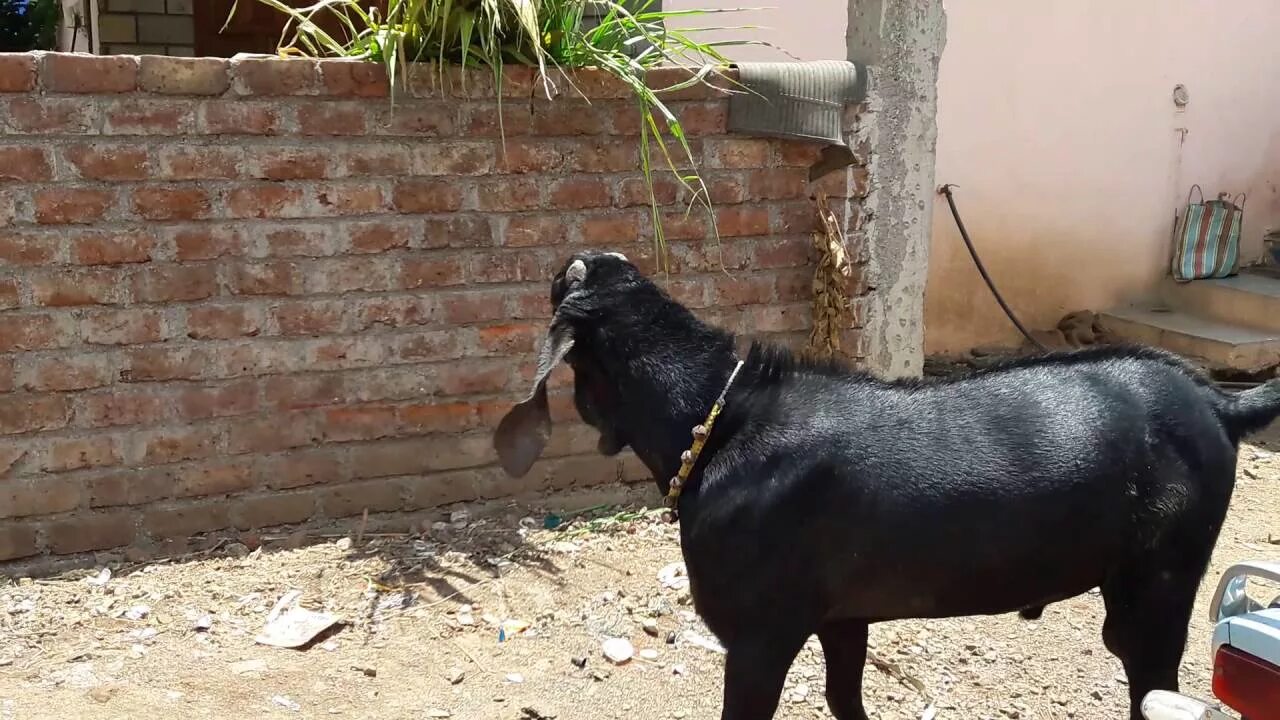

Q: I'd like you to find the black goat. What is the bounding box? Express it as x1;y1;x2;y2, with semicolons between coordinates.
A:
494;251;1280;720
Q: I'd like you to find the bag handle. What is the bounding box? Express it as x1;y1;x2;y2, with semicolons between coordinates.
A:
1187;184;1204;206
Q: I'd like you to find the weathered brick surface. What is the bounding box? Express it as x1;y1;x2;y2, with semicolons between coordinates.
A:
0;52;870;564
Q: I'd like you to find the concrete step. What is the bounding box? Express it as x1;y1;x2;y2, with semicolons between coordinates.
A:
1159;268;1280;333
1098;306;1280;371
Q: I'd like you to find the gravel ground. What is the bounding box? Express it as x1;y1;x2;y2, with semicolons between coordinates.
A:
2;431;1278;720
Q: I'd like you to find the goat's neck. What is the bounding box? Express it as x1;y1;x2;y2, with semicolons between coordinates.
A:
609;316;739;485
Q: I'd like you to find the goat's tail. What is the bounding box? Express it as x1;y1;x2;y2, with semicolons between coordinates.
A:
1217;380;1280;441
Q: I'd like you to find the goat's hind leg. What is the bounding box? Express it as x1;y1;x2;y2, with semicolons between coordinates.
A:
1101;562;1203;720
818;620;871;720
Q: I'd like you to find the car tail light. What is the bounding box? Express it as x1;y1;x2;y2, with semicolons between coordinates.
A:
1212;645;1280;720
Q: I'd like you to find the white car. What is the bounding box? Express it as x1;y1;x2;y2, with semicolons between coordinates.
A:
1141;561;1280;720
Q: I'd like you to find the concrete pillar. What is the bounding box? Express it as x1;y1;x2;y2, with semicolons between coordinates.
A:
847;0;946;377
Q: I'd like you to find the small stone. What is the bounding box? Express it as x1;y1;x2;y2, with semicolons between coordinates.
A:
457;613;475;627
571;656;588;669
193;615;213;632
334;537;352;551
602;638;634;665
124;605;150;621
426;710;452;719
225;542;250;559
671;664;687;677
446;668;466;685
639;649;659;661
1090;690;1104;701
666;632;677;645
505;673;524;684
642;619;659;637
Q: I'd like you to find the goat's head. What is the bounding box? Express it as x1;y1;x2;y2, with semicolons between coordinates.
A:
493;250;643;478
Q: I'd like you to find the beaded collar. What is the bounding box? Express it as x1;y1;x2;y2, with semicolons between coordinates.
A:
662;360;746;523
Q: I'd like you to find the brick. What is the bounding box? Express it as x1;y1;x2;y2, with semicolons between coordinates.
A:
775;140;824;167
478;176;542;212
44;53;138;93
705;138;770;169
475;322;541;355
132;264;219;303
392;180;465;214
185;305;262;340
754;237;811;269
41;436;121;473
500;215;561;248
0;314;75;352
314;182;387;216
670;102;728;136
0;278;16;310
30;268;131;307
88;468;168;508
156;145;241;180
173;460;254;498
344;367;436;403
305;256;394;294
0;54;37;92
81;309;163;346
232;493;317;529
550;177;613;209
176;381;258;420
375;103;454;136
0;193;13;228
274;300;349;336
320;479;404;517
319;59;389;97
0;522;38;562
200;101;280;135
229;261;303;295
262;225;336;257
143;501;230;538
102;99;193;135
225;413;318;454
712;274;777;306
391;330;462;363
320;404;398;443
257;448;343;490
263;374;346;411
531;100;608;135
254;147;329;180
567;139;637;173
582;213;644;244
0;145;53;181
747;167;809;201
123;345;212;382
434;359;512;395
399;401;481;434
716;206;771;237
617;177;678;208
226;184;308;219
436;290;511;325
62;143;149;181
459;102;532;137
0;475;78;518
505;287;553;320
34;188;114;225
707;176;748;204
231;57;318;96
172;227;247;260
308;335;392;372
68;230;155;265
139;55;228;95
347;220;415;254
46;513;136;554
0;395;71;435
78;390;166;428
774;268;812;302
19;354;115;392
136;427;219;465
298;104;367;136
773;201;821;235
468;249;550;284
345;440;432;480
498;140;567;173
422;215;493;249
414;142;496;176
399;255;466;289
131;186;211;221
4;97;97;134
334;144;412;177
0;358;11;393
351;296;436;330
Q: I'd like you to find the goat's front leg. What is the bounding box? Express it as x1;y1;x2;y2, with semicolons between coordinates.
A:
818;620;871;720
720;632;807;720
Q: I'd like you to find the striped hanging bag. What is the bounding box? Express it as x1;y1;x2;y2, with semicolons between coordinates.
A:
1171;184;1246;282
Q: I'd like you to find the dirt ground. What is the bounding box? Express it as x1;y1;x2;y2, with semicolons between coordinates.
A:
3;431;1279;720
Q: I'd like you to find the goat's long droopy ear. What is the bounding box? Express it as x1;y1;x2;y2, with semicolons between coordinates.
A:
493;318;575;477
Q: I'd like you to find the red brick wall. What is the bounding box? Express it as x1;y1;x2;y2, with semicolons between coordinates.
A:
0;52;867;563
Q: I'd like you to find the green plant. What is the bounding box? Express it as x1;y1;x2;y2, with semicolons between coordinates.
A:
233;0;756;270
0;0;60;52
